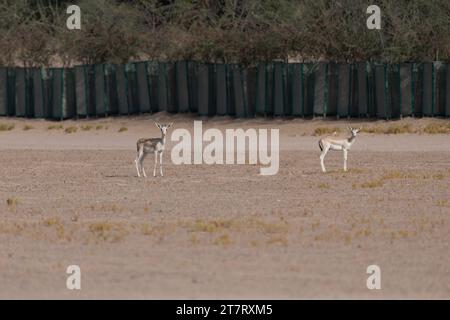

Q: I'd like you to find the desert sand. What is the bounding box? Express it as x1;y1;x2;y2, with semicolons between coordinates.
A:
0;114;449;299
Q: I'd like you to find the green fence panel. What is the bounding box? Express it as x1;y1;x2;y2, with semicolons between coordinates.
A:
264;63;274;115
288;64;305;117
255;64;263;115
64;68;76;119
42;68;53;119
388;64;401;119
25;69;34;117
51;68;64;120
412;64;423;116
374;64;390;119
146;62;159;113
125;64;139;114
0;68;8;116
356;63;368;117
215;64;228;115
422;62;433;116
210;65;217;116
366;63;376;117
349;64;359;117
167;62;178;113
435;62;446;117
374;65;383;118
164;62;175;112
273;62;287;116
135;62;151;113
104;65;118;115
226;64;235;116
86;66;96;116
286;64;293;116
313;62;327;116
399;63;413;116
197;63;210;116
255;64;266;116
32;69;45;118
94;64;107;116
6;69;15;116
245;67;257;117
115;64;129;115
156;62;167;112
75;65;88;117
85;67;94;116
337;64;350;117
50;68;75;120
326;62;338;117
187;61;198;113
303;64;315;117
384;65;392;119
446;64;450;117
158;62;172;112
225;64;235;116
299;63;306;117
176;61;190;113
234;65;246;117
231;65;246;118
15;68;26;117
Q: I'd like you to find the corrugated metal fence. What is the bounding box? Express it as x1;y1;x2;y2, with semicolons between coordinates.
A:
0;61;449;120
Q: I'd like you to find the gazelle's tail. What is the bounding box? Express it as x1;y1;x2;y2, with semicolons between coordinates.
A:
318;139;323;151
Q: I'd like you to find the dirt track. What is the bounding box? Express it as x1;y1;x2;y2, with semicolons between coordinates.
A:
0;115;449;299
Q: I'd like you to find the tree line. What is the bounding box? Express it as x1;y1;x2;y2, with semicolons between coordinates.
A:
0;0;449;67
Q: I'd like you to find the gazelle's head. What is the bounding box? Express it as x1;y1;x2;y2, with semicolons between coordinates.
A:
155;122;173;136
348;126;361;137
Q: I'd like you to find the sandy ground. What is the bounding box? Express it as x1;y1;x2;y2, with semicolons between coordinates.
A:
0;114;449;299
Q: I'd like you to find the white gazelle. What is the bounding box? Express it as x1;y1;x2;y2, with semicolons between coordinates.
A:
318;126;361;173
135;122;173;177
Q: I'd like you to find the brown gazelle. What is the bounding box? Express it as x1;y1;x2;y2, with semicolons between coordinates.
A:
318;126;361;173
135;122;173;177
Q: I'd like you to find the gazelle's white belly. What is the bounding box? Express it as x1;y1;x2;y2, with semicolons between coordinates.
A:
330;144;344;151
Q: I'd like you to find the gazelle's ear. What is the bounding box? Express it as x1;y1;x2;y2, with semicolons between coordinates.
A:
168;122;173;128
347;126;352;132
155;122;161;129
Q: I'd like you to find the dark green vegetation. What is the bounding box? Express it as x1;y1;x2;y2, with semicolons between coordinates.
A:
0;0;449;66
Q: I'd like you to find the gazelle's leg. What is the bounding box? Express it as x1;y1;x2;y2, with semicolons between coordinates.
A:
343;149;348;172
138;148;148;178
320;146;329;173
135;147;144;177
135;156;141;177
159;152;163;177
141;155;147;178
153;151;158;177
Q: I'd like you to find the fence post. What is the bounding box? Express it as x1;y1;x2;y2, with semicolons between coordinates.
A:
348;64;353;119
240;66;247;117
265;63;269;116
446;64;450;117
145;61;153;114
411;63;415;116
324;63;328;117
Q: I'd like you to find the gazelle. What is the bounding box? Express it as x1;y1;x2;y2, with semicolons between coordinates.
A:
318;126;361;173
135;122;173;178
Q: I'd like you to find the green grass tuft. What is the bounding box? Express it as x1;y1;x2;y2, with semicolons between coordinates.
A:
0;123;15;131
64;126;78;134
